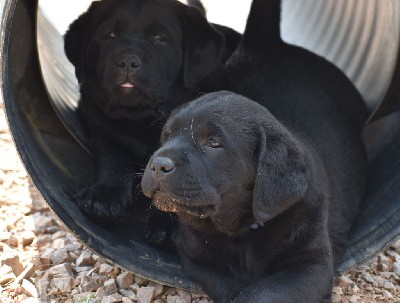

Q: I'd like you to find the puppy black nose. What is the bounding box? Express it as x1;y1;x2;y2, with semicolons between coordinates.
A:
117;54;141;69
151;157;175;176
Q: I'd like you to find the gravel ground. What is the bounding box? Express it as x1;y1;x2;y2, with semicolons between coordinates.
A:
0;102;399;302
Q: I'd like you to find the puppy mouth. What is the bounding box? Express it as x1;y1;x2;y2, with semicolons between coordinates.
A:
153;191;217;218
120;81;135;89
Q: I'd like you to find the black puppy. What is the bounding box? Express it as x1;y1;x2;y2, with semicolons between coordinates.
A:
142;0;367;301
64;0;240;242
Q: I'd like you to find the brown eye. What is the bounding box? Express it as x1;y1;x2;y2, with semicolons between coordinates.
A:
206;138;222;149
105;31;116;39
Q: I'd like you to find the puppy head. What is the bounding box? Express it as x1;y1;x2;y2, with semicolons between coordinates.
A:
64;0;225;120
141;91;309;235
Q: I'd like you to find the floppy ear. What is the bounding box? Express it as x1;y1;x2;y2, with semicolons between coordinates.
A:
64;2;100;83
252;124;309;225
180;6;226;88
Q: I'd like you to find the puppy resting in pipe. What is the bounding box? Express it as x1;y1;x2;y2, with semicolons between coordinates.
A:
142;0;367;301
64;0;240;246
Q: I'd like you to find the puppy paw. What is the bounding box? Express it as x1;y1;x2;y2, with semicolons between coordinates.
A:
144;209;177;250
75;180;132;223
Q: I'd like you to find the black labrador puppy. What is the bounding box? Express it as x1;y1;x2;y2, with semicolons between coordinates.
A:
141;0;367;301
64;0;240;243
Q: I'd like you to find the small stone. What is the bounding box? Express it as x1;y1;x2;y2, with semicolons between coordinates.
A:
20;231;35;246
40;248;54;265
34;216;54;228
137;286;155;303
36;234;52;247
103;293;123;303
130;283;140;291
51;231;67;240
76;250;94;267
51;238;66;249
74;266;93;273
167;295;186;303
362;272;374;284
176;289;191;302
148;281;164;297
332;286;343;295
95;287;105;300
119;289;137;300
379;255;391;267
21;279;38;297
63;243;82;252
50;248;71;265
331;294;341;303
73;292;97;302
14;263;37;285
35;276;50;298
392;262;400;275
349;295;360;303
20;298;39;303
337;275;353;287
80;275;99;293
134;275;146;286
382;289;394;299
116;272;134;289
6;235;18;247
104;278;117;295
383;280;396;290
1;253;24;276
47;263;73;278
0;272;15;285
380;271;392;279
99;263;114;275
50;277;73;293
122;298;134;303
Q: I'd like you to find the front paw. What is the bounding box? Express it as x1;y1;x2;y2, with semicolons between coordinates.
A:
144;208;177;250
75;180;132;223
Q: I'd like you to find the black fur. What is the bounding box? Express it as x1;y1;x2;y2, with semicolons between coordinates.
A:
64;0;240;246
141;0;368;301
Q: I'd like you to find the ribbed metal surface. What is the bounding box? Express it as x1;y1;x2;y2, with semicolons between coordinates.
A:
281;0;400;111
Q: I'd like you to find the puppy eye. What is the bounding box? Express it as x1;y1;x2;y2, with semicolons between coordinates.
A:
206;138;222;149
153;33;167;43
105;31;116;39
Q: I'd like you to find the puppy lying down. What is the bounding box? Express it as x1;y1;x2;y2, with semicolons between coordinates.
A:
142;91;366;302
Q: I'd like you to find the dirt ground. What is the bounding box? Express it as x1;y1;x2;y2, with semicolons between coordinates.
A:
0;102;399;302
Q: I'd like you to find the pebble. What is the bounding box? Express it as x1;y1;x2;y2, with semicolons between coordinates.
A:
47;263;73;278
1;253;24;276
119;288;137;300
99;263;114;275
50;248;71;264
116;271;134;289
50;277;73;293
103;293;123;303
76;250;94;267
21;279;38;297
137;286;155;303
104;278;117;295
382;289;394;299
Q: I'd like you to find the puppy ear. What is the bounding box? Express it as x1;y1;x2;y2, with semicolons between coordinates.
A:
181;6;226;88
64;2;100;83
252;124;309;225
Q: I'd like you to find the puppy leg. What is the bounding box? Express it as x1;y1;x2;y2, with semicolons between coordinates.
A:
75;135;138;222
232;259;334;303
145;208;178;251
176;239;246;303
